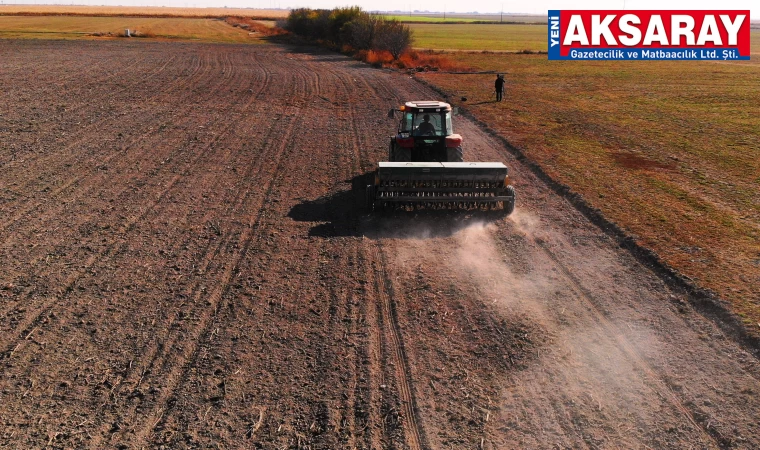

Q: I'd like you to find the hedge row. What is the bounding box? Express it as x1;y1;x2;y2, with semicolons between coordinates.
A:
285;7;413;59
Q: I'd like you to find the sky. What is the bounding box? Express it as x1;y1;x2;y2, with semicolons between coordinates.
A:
1;1;757;18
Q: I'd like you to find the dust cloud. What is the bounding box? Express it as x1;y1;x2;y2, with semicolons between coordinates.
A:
381;210;555;328
387;210;665;446
446;219;552;325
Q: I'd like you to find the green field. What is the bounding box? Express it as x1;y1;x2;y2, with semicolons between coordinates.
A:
409;23;546;51
0;16;264;43
383;15;492;23
421;40;760;327
383;13;546;23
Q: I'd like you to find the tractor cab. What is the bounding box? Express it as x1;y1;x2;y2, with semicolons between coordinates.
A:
388;101;463;163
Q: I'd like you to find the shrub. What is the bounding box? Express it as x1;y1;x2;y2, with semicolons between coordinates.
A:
342;13;381;51
374;19;413;60
364;50;394;65
286;8;331;40
286;7;413;61
327;6;363;45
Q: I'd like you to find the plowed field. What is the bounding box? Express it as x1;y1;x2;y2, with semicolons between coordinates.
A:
1;40;759;449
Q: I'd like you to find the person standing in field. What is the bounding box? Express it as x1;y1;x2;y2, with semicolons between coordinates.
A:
494;74;505;102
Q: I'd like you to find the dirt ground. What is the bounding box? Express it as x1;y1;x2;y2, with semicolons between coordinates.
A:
1;40;759;449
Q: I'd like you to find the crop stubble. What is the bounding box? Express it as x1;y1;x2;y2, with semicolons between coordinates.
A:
0;40;759;449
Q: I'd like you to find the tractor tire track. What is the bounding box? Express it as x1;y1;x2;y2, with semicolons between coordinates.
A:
365;241;428;450
91;102;288;446
334;67;401;449
338;73;383;449
69;54;283;447
338;65;429;449
334;65;430;449
315;91;364;448
132;58;361;449
138;56;368;448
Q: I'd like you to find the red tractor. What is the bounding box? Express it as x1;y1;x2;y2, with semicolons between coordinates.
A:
387;101;464;163
363;100;515;214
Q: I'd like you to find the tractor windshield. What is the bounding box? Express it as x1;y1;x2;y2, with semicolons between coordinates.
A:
400;111;452;137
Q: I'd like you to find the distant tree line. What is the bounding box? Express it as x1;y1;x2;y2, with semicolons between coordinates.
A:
285;7;413;59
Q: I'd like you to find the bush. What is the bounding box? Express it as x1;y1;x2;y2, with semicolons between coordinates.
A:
365;50;394;66
328;7;363;45
397;50;469;72
342;13;381;51
284;6;465;73
286;8;331;41
374;19;413;60
286;7;413;61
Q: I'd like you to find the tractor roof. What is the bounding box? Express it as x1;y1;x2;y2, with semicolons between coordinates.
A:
403;101;451;112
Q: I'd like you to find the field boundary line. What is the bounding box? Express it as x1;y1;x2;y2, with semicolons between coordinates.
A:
0;11;283;20
413;74;760;360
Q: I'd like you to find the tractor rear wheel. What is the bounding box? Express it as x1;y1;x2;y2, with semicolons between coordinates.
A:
447;146;464;162
502;185;516;215
391;144;411;162
352;173;375;210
